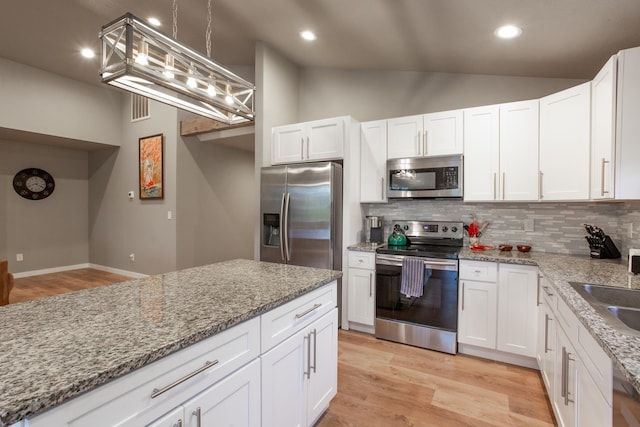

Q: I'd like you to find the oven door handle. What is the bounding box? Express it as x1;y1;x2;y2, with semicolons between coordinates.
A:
376;255;458;269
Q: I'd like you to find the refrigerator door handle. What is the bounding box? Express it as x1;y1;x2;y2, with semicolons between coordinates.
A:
284;192;291;261
279;193;286;261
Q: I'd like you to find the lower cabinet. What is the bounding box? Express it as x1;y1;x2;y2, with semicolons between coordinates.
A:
458;261;538;360
347;251;376;329
148;359;261;427
262;308;338;427
536;278;556;394
553;326;577;427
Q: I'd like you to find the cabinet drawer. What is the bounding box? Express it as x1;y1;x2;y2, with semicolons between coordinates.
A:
577;322;612;405
555;295;579;343
459;260;497;282
348;251;375;269
29;317;260;427
261;281;337;352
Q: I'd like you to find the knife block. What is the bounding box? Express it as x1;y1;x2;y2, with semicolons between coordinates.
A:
586;235;621;259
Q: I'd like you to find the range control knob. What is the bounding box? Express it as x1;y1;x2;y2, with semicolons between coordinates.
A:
451;226;458;233
404;225;409;231
442;226;449;232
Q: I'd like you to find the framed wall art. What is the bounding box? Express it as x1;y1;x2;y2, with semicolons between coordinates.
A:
139;134;164;199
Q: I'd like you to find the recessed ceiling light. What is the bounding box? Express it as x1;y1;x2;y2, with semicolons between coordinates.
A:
300;30;317;41
81;48;95;59
148;17;161;26
494;25;522;39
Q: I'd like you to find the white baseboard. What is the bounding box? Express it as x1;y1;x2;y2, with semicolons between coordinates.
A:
12;263;148;279
13;263;91;278
89;264;148;279
347;322;375;335
458;343;539;369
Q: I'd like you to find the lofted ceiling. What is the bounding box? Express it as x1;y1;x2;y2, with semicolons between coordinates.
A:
2;0;640;87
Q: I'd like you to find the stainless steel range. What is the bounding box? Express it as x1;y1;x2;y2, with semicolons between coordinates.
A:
375;220;463;354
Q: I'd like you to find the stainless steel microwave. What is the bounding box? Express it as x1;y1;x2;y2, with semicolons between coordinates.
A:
387;155;463;199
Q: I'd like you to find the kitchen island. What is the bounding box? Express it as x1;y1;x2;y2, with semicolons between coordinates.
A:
0;259;342;427
459;248;640;396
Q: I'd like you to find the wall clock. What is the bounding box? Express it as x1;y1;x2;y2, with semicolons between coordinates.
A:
13;168;55;200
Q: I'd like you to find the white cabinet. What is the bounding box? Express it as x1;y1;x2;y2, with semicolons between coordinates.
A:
458;260;498;349
387;110;463;159
590;55;617;200
360;120;388;203
261;308;338;427
272;117;345;165
499;100;540;201
459;261;538;362
347;251;376;329
553;326;577;427
497;264;539;357
463;105;500;201
148;359;261;427
536;278;556;395
539;82;591;201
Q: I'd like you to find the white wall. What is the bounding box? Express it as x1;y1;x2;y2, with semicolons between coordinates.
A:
297;67;586;122
0;140;89;273
0;58;122;146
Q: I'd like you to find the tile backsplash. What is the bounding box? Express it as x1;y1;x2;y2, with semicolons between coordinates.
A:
363;200;640;258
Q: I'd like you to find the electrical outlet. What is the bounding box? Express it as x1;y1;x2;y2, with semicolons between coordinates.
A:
128;191;135;199
16;253;23;262
524;219;534;232
129;253;135;262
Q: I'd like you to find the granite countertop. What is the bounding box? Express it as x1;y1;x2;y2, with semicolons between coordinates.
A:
347;242;384;252
0;259;342;427
459;248;640;393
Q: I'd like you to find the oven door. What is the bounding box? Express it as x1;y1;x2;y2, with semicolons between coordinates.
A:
375;255;458;332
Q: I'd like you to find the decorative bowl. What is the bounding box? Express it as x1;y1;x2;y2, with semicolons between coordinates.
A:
499;244;513;252
517;245;532;253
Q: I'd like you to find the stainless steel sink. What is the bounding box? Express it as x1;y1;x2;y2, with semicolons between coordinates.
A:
569;282;640;335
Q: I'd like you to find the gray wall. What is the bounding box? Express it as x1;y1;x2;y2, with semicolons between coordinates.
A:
297;68;586;122
0;58;122;146
176;135;256;269
0;140;89;273
89;98;178;275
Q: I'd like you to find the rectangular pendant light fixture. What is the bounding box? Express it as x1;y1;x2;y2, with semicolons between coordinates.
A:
99;13;255;125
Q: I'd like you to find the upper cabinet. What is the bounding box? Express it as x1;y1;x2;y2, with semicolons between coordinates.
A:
614;46;640;200
387;110;463;159
591;55;617;200
463;105;500;201
360;120;388;203
539;82;591;201
499;100;540;201
272;117;346;165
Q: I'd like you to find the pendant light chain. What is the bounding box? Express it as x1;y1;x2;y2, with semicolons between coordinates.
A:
206;0;212;58
172;0;178;39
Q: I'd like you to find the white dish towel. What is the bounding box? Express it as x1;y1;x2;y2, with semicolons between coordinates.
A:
401;257;425;298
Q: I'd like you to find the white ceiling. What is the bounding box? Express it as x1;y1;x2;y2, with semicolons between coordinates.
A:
3;0;640;87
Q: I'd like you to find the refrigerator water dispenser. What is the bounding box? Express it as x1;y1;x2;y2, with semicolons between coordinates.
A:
263;213;280;246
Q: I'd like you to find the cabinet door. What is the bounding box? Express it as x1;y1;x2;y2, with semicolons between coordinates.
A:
553;328;577;427
306;117;345;161
182;359;260;427
387;115;423;159
576;357;612;427
540;83;591;201
537;289;556;396
591;55;617;200
499;100;540;201
272;124;305;165
458;280;497;349
261;328;306;427
497;265;539;357
347;268;375;326
360;120;388;202
463;106;500;201
424;109;463;156
147;407;184;427
306;309;338;426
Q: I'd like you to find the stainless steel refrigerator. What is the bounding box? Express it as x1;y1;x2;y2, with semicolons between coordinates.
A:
260;162;342;273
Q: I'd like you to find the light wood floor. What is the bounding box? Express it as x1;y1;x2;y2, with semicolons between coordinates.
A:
9;268;132;304
9;270;556;426
318;330;557;427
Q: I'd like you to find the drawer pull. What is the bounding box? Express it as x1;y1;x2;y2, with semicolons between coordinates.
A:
193;407;202;427
295;303;322;319
151;360;219;398
542;286;553;297
175;420;183;427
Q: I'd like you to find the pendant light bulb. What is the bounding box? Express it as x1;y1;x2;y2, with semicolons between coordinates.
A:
163;54;175;79
207;84;216;97
187;67;197;88
135;40;149;65
225;85;233;105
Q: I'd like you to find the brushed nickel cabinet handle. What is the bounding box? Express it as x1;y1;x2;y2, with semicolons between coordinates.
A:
369;273;373;297
423;129;427;156
493;173;497;200
175;420;183;427
461;282;465;311
537;275;543;306
542;286;553;298
539;171;543;200
306;137;310;159
601;158;610;195
502;172;506;200
304;332;311;379
416;131;422;155
300;137;304;159
295;303;322;319
544;314;550;353
311;329;317;374
193;407;202;427
151;360;219;398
